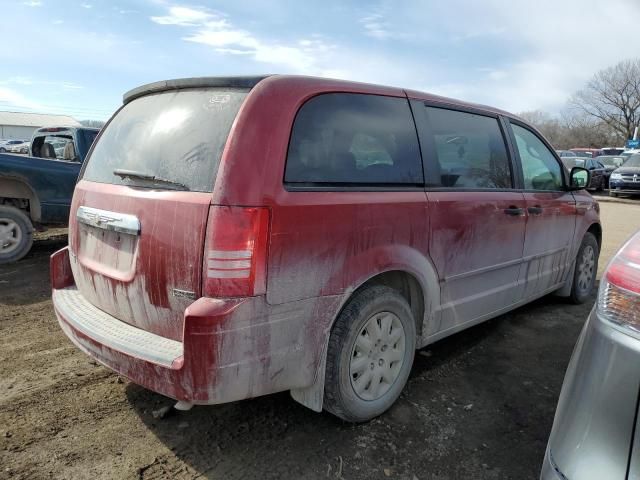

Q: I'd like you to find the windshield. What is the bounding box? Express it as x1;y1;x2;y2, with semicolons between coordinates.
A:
562;158;585;169
623;155;640;168
599;156;624;167
82;88;248;192
571;151;593;157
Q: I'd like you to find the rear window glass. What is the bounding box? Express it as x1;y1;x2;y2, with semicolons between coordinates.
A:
82;89;248;192
284;93;423;185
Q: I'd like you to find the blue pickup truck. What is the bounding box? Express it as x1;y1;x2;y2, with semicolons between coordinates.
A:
0;126;99;263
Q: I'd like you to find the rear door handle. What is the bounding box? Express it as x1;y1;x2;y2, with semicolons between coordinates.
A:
527;206;543;215
504;206;524;216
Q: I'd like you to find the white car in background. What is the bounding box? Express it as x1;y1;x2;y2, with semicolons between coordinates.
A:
9;141;30;154
0;140;26;153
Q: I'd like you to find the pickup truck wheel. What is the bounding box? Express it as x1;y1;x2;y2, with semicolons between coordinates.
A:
0;205;34;264
324;285;416;422
569;232;599;304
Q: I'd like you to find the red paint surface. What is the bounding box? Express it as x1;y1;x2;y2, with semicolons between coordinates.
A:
52;75;603;406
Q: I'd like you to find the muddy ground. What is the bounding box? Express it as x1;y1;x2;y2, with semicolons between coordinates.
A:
1;200;640;480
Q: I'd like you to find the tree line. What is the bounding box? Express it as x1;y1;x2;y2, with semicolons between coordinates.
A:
518;58;640;149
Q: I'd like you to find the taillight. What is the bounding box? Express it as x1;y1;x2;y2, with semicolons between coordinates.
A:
597;230;640;332
202;206;270;298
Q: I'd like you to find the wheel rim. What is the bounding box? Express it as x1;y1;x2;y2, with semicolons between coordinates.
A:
0;217;22;254
577;245;595;293
349;311;406;401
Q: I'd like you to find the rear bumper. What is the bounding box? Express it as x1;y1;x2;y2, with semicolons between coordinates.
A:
51;247;329;405
543;307;640;479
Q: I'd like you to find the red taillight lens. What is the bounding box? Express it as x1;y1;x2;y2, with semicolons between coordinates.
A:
202;206;270;298
598;230;640;331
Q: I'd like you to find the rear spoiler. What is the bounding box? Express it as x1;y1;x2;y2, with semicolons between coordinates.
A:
123;76;271;104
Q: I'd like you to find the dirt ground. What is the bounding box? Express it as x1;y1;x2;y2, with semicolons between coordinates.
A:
1;200;640;480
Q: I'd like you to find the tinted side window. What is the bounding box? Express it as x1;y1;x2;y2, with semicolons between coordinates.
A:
285;93;423;185
511;124;564;191
424;107;512;189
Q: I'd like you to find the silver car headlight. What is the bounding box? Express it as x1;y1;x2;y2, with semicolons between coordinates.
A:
597;230;640;333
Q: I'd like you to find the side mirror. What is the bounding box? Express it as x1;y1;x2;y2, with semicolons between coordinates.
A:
569;167;590;190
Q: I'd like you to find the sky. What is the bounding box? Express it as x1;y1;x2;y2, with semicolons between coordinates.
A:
1;0;639;121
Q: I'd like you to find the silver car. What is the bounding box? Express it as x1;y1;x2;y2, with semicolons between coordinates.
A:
542;229;640;479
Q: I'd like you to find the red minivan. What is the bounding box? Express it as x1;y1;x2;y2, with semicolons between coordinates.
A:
51;75;601;422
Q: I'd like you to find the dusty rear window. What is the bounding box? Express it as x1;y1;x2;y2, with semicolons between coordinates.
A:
82;89;248;192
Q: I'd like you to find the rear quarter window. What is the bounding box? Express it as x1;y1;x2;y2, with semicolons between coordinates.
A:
284;93;423;186
82;89;248;192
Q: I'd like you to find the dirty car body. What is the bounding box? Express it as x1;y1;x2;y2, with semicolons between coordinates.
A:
51;75;602;420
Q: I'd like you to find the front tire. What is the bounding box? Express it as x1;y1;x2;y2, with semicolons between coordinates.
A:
0;205;34;264
569;232;599;304
324;286;416;422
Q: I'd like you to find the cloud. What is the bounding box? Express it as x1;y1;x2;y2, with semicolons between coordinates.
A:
360;11;391;39
80;3;92;8
0;86;45;111
0;77;83;91
149;1;640;114
151;6;218;26
152;5;335;72
22;0;42;6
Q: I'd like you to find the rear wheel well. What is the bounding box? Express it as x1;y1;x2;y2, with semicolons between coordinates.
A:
0;177;40;222
354;271;425;340
587;223;602;250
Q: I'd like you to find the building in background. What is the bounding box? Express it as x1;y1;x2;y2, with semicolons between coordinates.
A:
0;111;81;140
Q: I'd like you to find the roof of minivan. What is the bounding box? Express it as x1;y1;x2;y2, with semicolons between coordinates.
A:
122;74;518;119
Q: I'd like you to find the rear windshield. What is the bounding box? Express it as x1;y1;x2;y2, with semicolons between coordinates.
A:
82;89;248;192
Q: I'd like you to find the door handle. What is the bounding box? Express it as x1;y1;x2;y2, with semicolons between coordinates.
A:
527;206;543;215
504;206;524;216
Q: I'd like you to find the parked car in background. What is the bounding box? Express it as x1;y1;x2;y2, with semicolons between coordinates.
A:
51;75;600;423
9;141;30;154
556;150;577;158
601;147;625;156
541;229;640;480
570;148;604;158
0;126;100;263
562;157;605;190
609;153;640;197
598;155;625;187
0;139;26;152
621;149;640;159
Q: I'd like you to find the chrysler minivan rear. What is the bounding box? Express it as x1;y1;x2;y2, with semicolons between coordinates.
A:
50;77;291;405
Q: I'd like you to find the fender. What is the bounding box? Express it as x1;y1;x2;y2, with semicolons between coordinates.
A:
555;191;601;296
291;244;441;411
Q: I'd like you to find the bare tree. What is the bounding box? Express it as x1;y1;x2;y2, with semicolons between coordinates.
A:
570;59;640;141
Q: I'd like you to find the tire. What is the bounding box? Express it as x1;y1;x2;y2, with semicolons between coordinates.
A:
0;205;34;264
324;285;416;422
569;232;599;304
610;191;618;197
